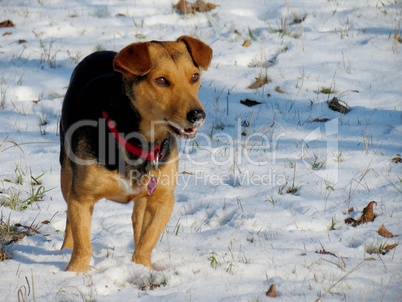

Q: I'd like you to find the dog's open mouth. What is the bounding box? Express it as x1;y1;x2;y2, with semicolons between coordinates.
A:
166;121;197;140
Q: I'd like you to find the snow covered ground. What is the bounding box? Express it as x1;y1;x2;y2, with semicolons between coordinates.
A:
1;0;401;301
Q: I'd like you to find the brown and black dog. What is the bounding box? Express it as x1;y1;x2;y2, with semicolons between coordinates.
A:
59;36;212;272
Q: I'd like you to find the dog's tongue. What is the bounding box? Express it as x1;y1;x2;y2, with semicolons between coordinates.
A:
182;128;196;135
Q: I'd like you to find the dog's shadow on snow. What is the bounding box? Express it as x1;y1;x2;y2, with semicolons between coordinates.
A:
9;233;70;271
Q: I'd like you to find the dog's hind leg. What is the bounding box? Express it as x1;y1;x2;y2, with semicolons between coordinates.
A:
60;159;74;249
60;159;96;272
65;197;95;272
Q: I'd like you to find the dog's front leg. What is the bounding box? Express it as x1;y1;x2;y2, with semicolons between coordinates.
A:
132;197;147;248
61;217;73;249
132;191;174;269
65;197;95;272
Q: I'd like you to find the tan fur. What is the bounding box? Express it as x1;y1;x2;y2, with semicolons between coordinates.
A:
61;36;212;272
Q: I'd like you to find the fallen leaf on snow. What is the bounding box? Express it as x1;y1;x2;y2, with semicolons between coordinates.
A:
240;99;261;107
292;14;307;24
173;0;218;14
367;243;398;255
312;118;329;123
242;39;251;47
345;201;377;227
274;86;285;93
0;20;15;28
360;201;377;224
382;243;398;254
378;224;397;238
317;249;337;257
328;97;351;114
173;0;190;13
248;76;270;89
344;217;356;225
181;171;194;175
391;155;402;163
266;284;277;297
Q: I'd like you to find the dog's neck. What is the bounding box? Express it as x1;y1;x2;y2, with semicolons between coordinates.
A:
101;107;174;182
102;111;168;161
99;82;174;179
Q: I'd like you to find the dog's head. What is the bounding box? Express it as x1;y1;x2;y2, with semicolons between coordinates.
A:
113;36;213;141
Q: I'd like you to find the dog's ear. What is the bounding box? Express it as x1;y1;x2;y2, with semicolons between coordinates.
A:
113;42;152;79
178;36;213;71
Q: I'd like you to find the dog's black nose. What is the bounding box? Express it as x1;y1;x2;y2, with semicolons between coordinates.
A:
187;110;206;126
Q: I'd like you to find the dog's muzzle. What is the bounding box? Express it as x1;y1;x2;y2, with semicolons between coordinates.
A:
165;110;206;140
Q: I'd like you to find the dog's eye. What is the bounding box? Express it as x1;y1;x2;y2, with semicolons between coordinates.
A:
155;77;169;87
191;73;200;83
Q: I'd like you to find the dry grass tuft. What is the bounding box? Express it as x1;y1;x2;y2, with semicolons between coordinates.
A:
173;0;218;14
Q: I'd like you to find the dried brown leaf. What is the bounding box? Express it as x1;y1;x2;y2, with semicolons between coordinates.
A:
312;118;329;123
274;86;285;93
293;14;307;24
317;249;337;257
360;201;377;224
0;20;15;28
240;99;261;107
204;2;218;10
173;0;191;13
383;243;398;254
378;225;397;238
367;243;398;255
242;39;251;47
391;156;402;163
328;97;351;114
248;76;270;89
173;0;218;14
344;217;356;225
266;284;277;297
345;201;376;227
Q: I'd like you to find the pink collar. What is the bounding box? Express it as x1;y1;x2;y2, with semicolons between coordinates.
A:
102;111;164;161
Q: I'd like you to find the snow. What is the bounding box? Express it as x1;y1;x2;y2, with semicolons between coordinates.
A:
1;0;401;301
